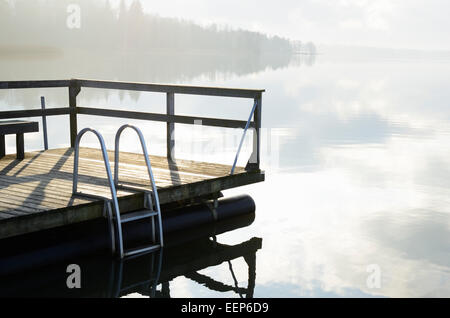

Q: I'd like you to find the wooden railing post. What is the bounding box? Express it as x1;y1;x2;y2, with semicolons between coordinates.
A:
246;94;262;171
166;92;175;162
40;96;48;150
0;135;4;158
69;80;81;148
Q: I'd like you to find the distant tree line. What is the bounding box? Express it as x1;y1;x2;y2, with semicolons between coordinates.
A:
0;0;305;57
291;41;317;55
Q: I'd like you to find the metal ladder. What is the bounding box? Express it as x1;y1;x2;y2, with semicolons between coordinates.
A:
114;124;164;258
72;126;163;259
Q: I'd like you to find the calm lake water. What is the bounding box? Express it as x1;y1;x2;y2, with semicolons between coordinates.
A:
1;50;449;297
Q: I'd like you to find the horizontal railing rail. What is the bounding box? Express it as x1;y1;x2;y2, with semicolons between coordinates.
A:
76;78;264;99
0;79;264;98
77;107;255;129
0;79;263;172
0;107;72;119
0;80;70;89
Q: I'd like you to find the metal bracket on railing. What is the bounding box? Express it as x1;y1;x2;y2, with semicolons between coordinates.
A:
72;127;124;257
230;100;258;175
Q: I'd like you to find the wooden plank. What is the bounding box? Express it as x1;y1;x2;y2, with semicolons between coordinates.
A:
0;108;71;120
0;174;107;201
0;212;16;220
76;78;264;99
0;161;129;195
0;195;43;213
1;163;158;194
0;208;30;218
0;179;92;208
0;121;39;135
0;79;265;98
35;147;245;177
0;80;70;89
0;167;126;198
0;193;49;212
157;170;264;204
0;200;36;215
0;170;116;203
0;201;105;239
0;149;243;192
0;153;192;187
77;107;254;129
0;176;132;212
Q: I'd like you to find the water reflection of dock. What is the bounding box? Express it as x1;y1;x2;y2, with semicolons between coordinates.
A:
0;233;262;298
116;237;262;298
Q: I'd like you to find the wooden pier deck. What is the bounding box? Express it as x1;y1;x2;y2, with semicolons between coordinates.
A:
0;147;264;239
0;78;265;241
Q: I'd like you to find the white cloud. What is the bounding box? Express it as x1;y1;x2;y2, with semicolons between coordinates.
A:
339;19;364;30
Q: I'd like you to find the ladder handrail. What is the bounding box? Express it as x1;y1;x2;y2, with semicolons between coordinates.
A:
72;127;124;257
114;124;163;247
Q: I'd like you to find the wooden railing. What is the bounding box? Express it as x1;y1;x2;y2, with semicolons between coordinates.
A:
0;79;264;171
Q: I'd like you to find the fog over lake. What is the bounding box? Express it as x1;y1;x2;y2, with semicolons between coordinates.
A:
1;0;449;297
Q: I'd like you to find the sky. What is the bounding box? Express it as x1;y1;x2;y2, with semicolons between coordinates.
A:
128;0;450;51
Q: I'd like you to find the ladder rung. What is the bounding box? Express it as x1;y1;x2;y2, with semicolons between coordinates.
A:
121;210;158;223
124;244;160;257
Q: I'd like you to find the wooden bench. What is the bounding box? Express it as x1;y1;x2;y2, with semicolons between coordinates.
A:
0;120;39;160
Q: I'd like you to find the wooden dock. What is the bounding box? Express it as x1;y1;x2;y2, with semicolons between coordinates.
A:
0;147;263;239
0;79;265;240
